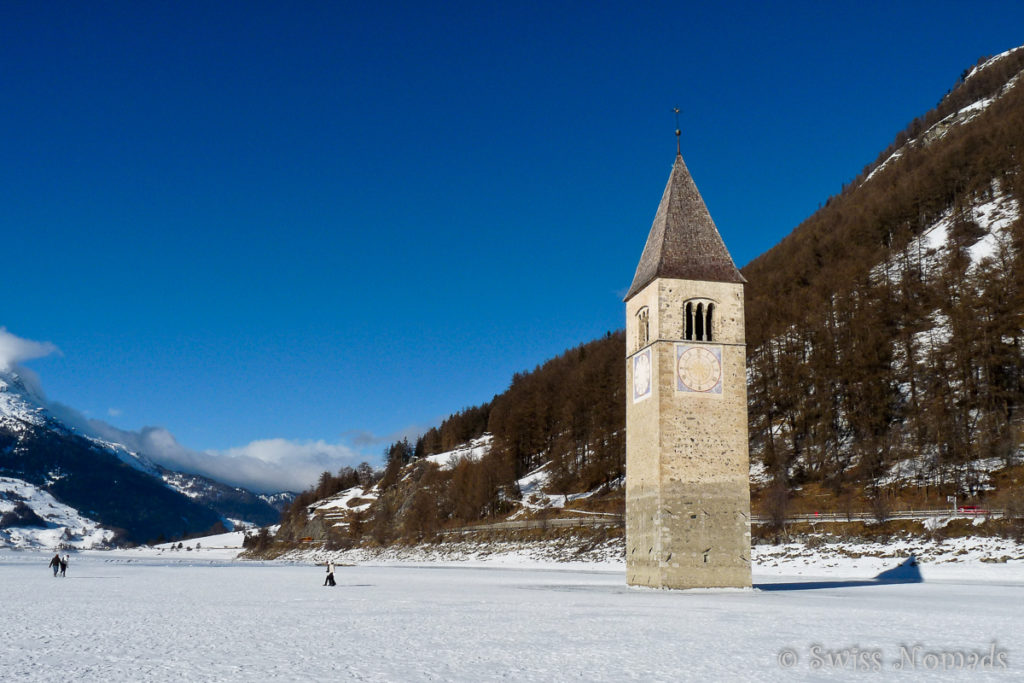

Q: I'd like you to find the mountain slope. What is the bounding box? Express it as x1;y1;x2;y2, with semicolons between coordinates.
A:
0;476;114;548
0;369;279;545
742;45;1024;496
160;468;286;525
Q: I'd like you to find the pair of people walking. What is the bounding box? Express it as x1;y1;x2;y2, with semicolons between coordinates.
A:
323;560;336;586
48;553;69;577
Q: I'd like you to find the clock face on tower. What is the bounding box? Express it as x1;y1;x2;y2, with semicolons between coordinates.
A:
632;348;652;403
675;344;723;395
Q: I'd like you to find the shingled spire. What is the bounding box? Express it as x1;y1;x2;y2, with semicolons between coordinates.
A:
624;153;744;301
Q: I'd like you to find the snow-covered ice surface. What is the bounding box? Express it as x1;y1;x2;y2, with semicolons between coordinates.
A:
151;530;248;556
3;548;1023;681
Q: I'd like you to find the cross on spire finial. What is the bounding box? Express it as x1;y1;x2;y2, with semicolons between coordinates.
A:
673;107;681;155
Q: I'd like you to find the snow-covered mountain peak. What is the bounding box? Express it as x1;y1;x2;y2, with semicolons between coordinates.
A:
0;371;24;393
0;365;161;474
0;368;50;430
0;364;283;547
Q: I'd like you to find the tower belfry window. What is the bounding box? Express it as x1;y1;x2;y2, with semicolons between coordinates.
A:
684;299;715;342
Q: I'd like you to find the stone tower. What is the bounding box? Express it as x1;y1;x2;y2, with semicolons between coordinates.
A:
624;151;751;589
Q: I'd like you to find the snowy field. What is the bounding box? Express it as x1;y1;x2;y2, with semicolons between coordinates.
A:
3;549;1023;681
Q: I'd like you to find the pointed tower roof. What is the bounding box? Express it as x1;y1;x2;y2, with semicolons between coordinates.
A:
624;153;745;301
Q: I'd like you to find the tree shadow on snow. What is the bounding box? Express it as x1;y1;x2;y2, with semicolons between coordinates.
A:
755;556;922;592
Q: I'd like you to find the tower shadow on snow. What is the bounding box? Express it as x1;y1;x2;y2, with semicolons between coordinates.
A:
755;556;923;592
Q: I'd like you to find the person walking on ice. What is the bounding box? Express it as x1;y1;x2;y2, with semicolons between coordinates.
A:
323;560;336;587
48;553;60;577
60;554;69;577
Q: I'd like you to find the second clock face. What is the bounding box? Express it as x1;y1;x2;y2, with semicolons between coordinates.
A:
633;350;652;400
676;345;722;393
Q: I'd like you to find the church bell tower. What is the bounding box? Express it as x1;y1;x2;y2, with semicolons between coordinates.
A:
624;146;751;589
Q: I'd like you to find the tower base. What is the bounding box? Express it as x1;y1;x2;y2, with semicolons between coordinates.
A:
626;479;751;590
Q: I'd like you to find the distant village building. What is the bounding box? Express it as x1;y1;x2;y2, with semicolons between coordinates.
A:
624;149;752;589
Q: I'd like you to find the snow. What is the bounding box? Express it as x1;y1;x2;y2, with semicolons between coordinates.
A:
0;369;158;476
423;433;493;469
968;193;1019;265
877;455;1008;491
863;148;902;183
531;488;599;509
913;187;1020;269
516;461;551;498
923;58;1022;142
0;368;291;539
89;436;160;476
143;531;251;559
0;477;114;549
962;45;1024;82
752;535;1024;581
312;485;376;516
865;46;1023;186
866;182;1020;378
908;186;1020;270
2;546;1023;680
282;531;1024;580
749;459;770;485
0;373;48;430
512;462;617;513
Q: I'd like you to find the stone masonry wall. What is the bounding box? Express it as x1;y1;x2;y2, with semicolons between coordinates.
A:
626;278;751;589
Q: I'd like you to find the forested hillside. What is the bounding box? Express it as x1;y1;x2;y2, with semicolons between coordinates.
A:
744;47;1024;504
276;333;625;544
278;47;1024;544
388;329;626;491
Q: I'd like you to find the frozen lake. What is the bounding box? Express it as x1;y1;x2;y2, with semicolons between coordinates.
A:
3;551;1022;681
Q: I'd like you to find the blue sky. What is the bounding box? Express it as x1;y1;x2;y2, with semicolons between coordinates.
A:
3;1;1023;491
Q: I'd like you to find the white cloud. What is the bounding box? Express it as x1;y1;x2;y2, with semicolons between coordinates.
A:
0;327;60;400
205;438;365;492
0;327;59;370
66;412;367;494
107;408;122;417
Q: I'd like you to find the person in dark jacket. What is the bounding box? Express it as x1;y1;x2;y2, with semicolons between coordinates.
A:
59;555;68;577
48;553;60;577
